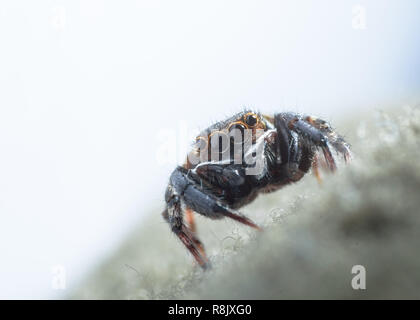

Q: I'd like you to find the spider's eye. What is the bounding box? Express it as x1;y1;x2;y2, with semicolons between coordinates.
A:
245;113;258;127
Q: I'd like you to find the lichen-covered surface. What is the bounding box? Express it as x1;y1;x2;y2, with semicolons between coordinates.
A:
71;106;420;299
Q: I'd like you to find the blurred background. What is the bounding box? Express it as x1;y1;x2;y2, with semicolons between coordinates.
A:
0;0;419;299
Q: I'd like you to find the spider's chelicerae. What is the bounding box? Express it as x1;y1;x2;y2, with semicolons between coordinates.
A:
162;110;351;269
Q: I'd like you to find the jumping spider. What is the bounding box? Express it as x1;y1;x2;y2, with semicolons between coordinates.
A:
162;111;351;269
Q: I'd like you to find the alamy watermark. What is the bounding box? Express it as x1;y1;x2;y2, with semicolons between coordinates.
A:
51;264;66;290
351;265;366;290
156;124;269;176
352;5;367;30
50;6;67;30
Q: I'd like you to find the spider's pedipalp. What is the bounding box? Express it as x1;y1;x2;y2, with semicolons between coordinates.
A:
305;115;352;163
285;118;337;171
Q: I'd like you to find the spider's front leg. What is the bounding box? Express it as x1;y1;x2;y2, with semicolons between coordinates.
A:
287;114;337;171
192;163;262;228
270;114;306;182
163;166;262;269
276;112;350;172
304;115;352;163
163;168;209;269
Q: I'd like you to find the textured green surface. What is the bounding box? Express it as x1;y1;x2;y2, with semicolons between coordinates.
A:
72;106;420;299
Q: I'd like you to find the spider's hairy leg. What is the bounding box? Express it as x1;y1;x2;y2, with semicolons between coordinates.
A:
272;113;307;182
163;175;209;269
193;163;264;230
305;115;352;163
185;207;197;233
273;113;290;166
173;166;260;230
284;114;338;172
185;208;207;260
164;166;262;270
162;208;209;269
182;178;262;231
312;154;323;184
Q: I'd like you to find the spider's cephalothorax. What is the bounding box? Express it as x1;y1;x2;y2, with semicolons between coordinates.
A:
162;110;351;269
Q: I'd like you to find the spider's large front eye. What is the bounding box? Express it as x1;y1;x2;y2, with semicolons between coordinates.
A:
244;113;258;127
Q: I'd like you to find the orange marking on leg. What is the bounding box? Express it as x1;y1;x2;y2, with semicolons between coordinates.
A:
322;147;337;172
185;208;196;233
312;155;323;185
185;208;208;263
194;238;208;262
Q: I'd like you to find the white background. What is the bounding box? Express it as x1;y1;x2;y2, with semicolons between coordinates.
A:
0;0;419;299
